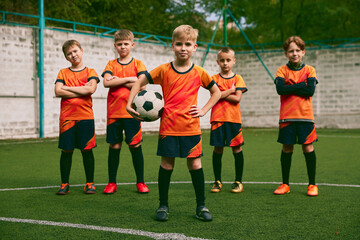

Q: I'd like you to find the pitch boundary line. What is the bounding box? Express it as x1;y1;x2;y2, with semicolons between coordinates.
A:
0;217;212;240
0;181;359;192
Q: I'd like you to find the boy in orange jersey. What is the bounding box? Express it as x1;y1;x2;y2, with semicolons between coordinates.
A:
209;47;247;194
102;29;149;194
54;40;99;195
126;25;221;221
273;36;319;197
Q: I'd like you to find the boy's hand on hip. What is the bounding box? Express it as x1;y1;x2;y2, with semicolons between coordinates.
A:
189;105;204;118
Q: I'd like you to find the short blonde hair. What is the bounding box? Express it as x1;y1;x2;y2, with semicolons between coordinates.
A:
172;25;198;42
114;29;134;42
217;46;235;58
62;40;82;57
283;36;305;51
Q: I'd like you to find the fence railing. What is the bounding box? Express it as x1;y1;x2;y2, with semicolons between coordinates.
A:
1;10;359;53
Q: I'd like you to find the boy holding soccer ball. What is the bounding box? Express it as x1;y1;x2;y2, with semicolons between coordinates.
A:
209;47;247;194
273;36;319;196
54;40;99;195
127;25;221;221
102;29;149;194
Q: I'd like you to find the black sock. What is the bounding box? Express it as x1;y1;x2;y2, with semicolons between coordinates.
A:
129;146;144;183
60;151;73;183
158;166;173;207
212;151;222;182
190;168;205;208
81;149;95;183
304;151;316;185
108;147;121;183
281;151;293;185
234;151;244;182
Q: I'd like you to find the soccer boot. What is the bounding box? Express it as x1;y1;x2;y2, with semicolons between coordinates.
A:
84;182;96;194
273;184;290;195
155;205;169;221
307;184;319;196
210;180;223;193
196;206;212;222
231;181;244;193
137;182;149;193
104;182;117;194
56;183;69;195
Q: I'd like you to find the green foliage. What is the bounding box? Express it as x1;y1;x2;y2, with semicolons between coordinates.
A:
0;0;359;47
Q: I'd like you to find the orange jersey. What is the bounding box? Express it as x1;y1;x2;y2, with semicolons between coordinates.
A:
146;62;215;136
56;67;99;121
276;64;317;122
102;58;147;118
210;73;247;124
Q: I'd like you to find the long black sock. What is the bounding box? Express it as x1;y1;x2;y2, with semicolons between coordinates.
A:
60;151;73;183
212;151;222;182
190;168;206;208
81;149;95;183
158;166;173;207
304;151;316;185
129;146;144;183
234;151;244;182
108;147;121;183
281;151;293;185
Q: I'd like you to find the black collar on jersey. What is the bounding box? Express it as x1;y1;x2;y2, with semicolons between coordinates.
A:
171;62;195;74
117;57;133;65
219;73;236;79
286;61;305;71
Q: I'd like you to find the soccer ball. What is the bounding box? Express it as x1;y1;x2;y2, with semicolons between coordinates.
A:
132;90;164;122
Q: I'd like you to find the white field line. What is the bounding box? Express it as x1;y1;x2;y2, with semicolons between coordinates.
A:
0;217;212;240
0;181;359;192
0;133;359;145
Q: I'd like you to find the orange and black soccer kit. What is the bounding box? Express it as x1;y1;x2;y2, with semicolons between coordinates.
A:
146;62;215;208
210;73;247;183
102;57;148;184
275;62;318;186
55;66;99;184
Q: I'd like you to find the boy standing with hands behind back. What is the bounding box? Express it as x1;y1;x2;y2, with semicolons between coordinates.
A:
102;29;149;194
209;47;247;194
127;25;221;221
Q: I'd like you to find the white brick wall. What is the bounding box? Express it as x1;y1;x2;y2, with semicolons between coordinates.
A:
0;25;359;139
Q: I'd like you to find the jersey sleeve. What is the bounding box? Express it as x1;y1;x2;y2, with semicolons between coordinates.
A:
88;68;100;83
101;60;113;77
235;75;247;93
135;60;148;77
147;64;165;85
199;67;215;89
55;69;65;84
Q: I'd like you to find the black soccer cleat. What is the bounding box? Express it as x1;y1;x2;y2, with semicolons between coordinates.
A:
196;206;212;222
155;205;169;221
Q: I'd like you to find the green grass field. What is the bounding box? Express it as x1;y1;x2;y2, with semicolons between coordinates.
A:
0;128;359;239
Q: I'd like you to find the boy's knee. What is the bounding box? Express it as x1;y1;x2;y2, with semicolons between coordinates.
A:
282;144;293;153
187;157;202;171
214;146;223;154
232;145;242;153
110;143;122;149
302;144;314;153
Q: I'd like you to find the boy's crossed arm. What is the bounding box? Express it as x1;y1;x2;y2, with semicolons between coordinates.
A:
103;73;137;89
220;81;242;104
55;79;97;98
275;77;316;97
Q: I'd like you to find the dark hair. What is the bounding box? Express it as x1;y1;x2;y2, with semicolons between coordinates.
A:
283;36;305;51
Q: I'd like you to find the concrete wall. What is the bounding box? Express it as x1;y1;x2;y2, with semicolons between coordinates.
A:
0;25;359;139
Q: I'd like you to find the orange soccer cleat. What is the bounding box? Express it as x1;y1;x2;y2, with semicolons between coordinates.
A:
307;184;319;196
273;184;290;195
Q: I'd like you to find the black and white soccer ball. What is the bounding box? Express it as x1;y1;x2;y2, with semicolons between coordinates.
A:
132;90;164;122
